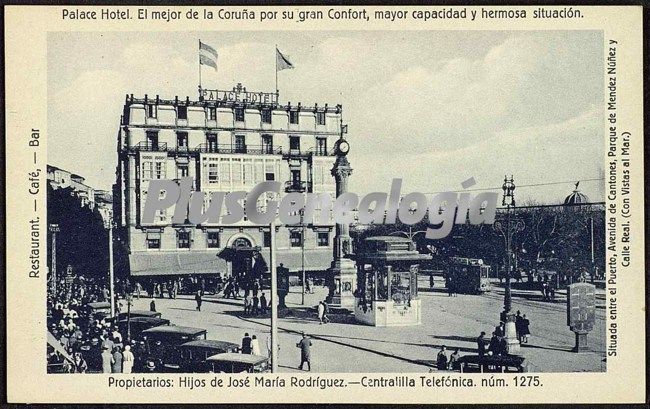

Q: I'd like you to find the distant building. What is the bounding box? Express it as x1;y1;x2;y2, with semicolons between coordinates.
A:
114;83;344;282
47;164;98;210
564;182;590;206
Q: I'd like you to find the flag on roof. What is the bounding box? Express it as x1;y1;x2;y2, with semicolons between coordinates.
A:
276;48;294;71
199;41;218;71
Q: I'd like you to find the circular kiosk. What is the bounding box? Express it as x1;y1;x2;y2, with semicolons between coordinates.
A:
354;236;431;326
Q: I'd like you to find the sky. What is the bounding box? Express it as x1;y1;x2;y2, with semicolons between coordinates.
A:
48;30;604;204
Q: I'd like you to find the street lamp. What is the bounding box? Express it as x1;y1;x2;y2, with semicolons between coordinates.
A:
49;224;60;296
300;209;306;306
493;175;524;354
103;216;116;319
125;292;133;342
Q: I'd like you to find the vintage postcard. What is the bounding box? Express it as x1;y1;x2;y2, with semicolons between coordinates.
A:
4;4;645;404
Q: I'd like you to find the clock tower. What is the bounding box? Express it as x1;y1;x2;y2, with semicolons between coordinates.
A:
327;136;357;309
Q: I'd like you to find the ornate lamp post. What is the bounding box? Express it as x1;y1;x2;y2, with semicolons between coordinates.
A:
493;175;524;354
328;135;357;309
103;216;116;319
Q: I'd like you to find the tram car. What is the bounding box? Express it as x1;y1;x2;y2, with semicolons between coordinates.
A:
445;257;492;294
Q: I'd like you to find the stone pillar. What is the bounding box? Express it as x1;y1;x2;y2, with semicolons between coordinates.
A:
503;313;520;354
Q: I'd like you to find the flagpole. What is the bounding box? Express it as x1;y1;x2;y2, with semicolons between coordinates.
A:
198;39;202;93
275;44;278;97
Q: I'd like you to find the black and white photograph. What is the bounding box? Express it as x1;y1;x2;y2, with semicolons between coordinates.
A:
44;29;611;376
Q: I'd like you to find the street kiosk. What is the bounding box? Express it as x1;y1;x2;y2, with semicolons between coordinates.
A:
354;236;431;326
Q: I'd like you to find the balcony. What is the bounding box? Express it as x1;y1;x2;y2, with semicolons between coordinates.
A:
196;143;282;155
282;148;313;160
310;147;335;157
132;141;168;152
285;180;308;193
174;145;193;155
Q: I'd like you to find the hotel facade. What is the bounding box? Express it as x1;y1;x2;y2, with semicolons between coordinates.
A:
114;84;343;282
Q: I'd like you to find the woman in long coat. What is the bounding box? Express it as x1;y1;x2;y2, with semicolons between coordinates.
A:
101;347;114;373
122;345;135;374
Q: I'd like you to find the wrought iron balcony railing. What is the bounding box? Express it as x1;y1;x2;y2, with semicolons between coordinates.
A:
132;141;168;152
282;148;313;159
285;180;308;192
196;143;282;155
309;147;336;156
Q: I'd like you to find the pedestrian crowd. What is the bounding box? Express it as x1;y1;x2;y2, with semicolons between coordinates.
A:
46;275;140;374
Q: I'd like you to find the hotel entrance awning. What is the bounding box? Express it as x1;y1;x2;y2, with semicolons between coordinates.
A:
129;252;228;276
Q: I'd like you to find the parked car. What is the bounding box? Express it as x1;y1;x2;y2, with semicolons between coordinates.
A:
83;302;111;321
116;317;170;341
457;354;527;373
118;310;162;320
174;340;240;372
138;326;207;372
206;353;270;373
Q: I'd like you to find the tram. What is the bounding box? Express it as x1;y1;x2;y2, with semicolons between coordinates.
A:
445;257;492;294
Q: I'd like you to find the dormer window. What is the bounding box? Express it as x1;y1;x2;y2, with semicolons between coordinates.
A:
235;107;245;122
147;104;157;118
177;105;187;120
289;111;299;124
317;111;326;125
261;108;272;124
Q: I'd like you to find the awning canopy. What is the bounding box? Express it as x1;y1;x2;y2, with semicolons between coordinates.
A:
129;248;334;276
129;251;228;276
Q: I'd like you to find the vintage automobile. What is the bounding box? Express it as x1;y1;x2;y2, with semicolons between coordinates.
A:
172;340;240;372
83;302;111;321
117;310;162;320
457;354;527;373
116;317;170;341
206;353;270;373
138;326;207;372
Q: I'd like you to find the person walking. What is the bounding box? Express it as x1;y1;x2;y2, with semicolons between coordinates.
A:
252;294;260;316
241;333;252;354
515;311;523;341
322;301;330;324
448;348;460;371
111;346;123;373
296;332;312;371
101;347;114;374
122;345;134;374
260;293;268;315
488;332;500;356
521;314;531;343
73;352;88;373
195;290;202;311
251;335;261;356
436;346;448;370
317;301;326;324
477;331;487;357
243;294;251;315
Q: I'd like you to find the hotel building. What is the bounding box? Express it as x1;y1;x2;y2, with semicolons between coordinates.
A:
114;83;343;282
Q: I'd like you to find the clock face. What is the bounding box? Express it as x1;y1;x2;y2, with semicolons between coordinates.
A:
338;140;350;154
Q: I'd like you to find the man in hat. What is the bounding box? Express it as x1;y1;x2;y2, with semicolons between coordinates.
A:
296;332;313;371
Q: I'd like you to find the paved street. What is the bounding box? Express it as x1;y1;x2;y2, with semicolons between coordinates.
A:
130;277;606;373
